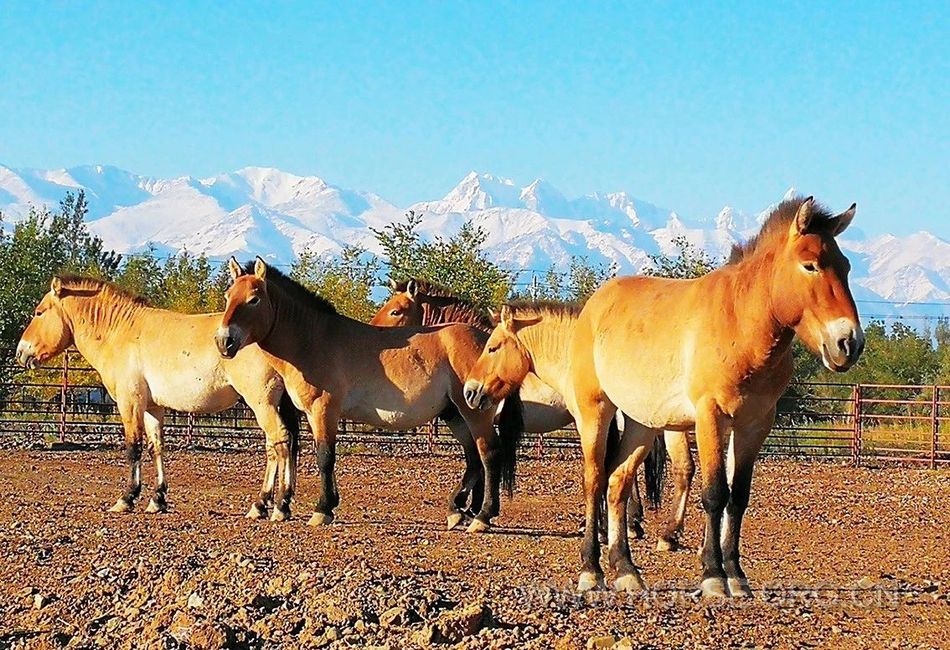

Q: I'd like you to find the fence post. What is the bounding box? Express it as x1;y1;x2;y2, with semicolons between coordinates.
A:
932;386;939;470
59;352;69;444
535;431;544;459
186;412;195;448
851;383;862;467
428;419;436;454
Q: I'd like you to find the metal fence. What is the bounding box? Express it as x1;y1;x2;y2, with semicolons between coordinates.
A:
1;350;947;467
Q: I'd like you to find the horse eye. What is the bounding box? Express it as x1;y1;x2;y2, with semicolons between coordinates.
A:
247;296;261;306
35;310;43;317
488;345;500;354
802;261;819;273
390;310;401;316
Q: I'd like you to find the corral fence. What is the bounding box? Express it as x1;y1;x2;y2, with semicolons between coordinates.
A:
0;350;947;467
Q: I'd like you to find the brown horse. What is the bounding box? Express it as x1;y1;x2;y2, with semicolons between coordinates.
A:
562;197;861;597
15;276;300;519
381;279;694;548
216;258;524;532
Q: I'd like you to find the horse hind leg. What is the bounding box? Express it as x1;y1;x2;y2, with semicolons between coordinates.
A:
444;415;484;530
694;401;732;598
657;430;694;552
143;409;168;514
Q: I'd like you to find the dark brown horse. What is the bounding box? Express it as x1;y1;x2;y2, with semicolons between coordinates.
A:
217;258;524;532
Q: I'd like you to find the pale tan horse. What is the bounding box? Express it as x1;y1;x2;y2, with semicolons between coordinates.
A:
15;276;300;519
375;281;695;547
461;301;697;550
563;197;862;597
216;258;524;532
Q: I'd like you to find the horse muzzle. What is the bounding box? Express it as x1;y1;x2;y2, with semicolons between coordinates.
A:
463;380;495;411
820;319;865;372
215;328;242;359
14;341;38;370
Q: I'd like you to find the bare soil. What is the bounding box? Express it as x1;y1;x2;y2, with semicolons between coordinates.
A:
0;449;948;649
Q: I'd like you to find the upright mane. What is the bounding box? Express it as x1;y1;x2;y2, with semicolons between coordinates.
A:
504;300;584;319
392;278;493;331
56;275;149;306
727;197;835;264
242;262;337;315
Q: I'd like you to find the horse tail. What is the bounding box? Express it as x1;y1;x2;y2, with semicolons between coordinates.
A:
497;390;525;498
605;414;621;464
644;432;666;509
277;389;301;464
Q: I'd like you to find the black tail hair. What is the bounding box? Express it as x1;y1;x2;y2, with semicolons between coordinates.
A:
644;433;666;509
277;390;301;466
497;390;525;497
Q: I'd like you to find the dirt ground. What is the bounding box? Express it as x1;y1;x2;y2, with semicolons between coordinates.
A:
0;448;948;650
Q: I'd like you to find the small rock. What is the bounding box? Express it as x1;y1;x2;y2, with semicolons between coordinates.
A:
379;606;409;627
325;626;340;642
187;591;204;609
33;593;47;610
586;635;617;649
856;576;876;590
426;602;490;644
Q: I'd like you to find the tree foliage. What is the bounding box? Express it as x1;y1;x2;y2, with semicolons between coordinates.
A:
514;257;617;303
373;211;512;309
645;235;720;279
290;246;381;321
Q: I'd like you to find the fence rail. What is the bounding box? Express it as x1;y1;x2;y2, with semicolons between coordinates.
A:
1;350;947;467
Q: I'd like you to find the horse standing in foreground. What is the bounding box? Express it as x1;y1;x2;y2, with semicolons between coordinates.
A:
15;276;300;519
468;197;863;597
373;280;693;547
216;258;524;532
461;301;697;551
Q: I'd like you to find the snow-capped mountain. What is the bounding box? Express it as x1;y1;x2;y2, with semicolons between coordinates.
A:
1;163;947;324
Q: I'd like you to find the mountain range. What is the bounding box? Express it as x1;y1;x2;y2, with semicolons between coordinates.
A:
1;163;947;325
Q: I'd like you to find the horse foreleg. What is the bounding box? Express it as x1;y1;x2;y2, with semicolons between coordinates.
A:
110;403;145;513
143;409;168;513
657;430;694;552
247;441;279;520
695;400;732;598
306;405;340;527
627;472;645;540
721;412;773;598
575;404;615;592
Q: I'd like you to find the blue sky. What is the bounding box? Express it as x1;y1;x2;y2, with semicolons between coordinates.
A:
0;2;946;237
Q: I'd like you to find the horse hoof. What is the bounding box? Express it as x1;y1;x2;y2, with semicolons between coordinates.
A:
700;577;730;599
307;512;334;527
728;577;753;598
447;512;465;530
270;508;290;523
614;573;646;593
655;537;677;552
144;499;166;514
577;571;606;593
108;498;132;513
466;518;490;534
245;504;267;519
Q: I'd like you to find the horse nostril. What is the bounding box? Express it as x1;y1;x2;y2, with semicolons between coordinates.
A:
837;336;851;357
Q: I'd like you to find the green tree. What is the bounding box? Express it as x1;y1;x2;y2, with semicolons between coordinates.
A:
159;251;223;313
374;211;512;309
115;247;165;304
515;257;616;303
645;235;719;279
290;246;381;321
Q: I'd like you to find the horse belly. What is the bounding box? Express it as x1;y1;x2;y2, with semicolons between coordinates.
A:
343;381;448;430
146;370;239;413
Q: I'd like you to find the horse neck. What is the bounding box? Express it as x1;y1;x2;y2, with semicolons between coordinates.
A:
258;285;337;365
61;291;145;367
517;312;579;396
707;252;796;380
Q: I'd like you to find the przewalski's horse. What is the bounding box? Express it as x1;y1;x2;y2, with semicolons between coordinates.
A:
461;301;696;551
216;258;524;532
379;280;693;548
15;276;300;520
565;197;862;597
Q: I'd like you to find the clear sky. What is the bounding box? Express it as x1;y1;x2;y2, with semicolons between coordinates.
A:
0;2;946;237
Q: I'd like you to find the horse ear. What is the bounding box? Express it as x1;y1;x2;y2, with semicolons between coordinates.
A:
406;279;418;298
388;278;398;291
830;203;857;236
253;256;267;280
228;256;244;281
50;277;63;297
793;196;816;235
489;309;501;326
498;305;514;331
510;315;544;332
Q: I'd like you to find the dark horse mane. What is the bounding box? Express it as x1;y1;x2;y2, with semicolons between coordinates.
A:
392;278;494;331
242;261;338;315
504;299;584;319
727;196;835;265
56;275;150;306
